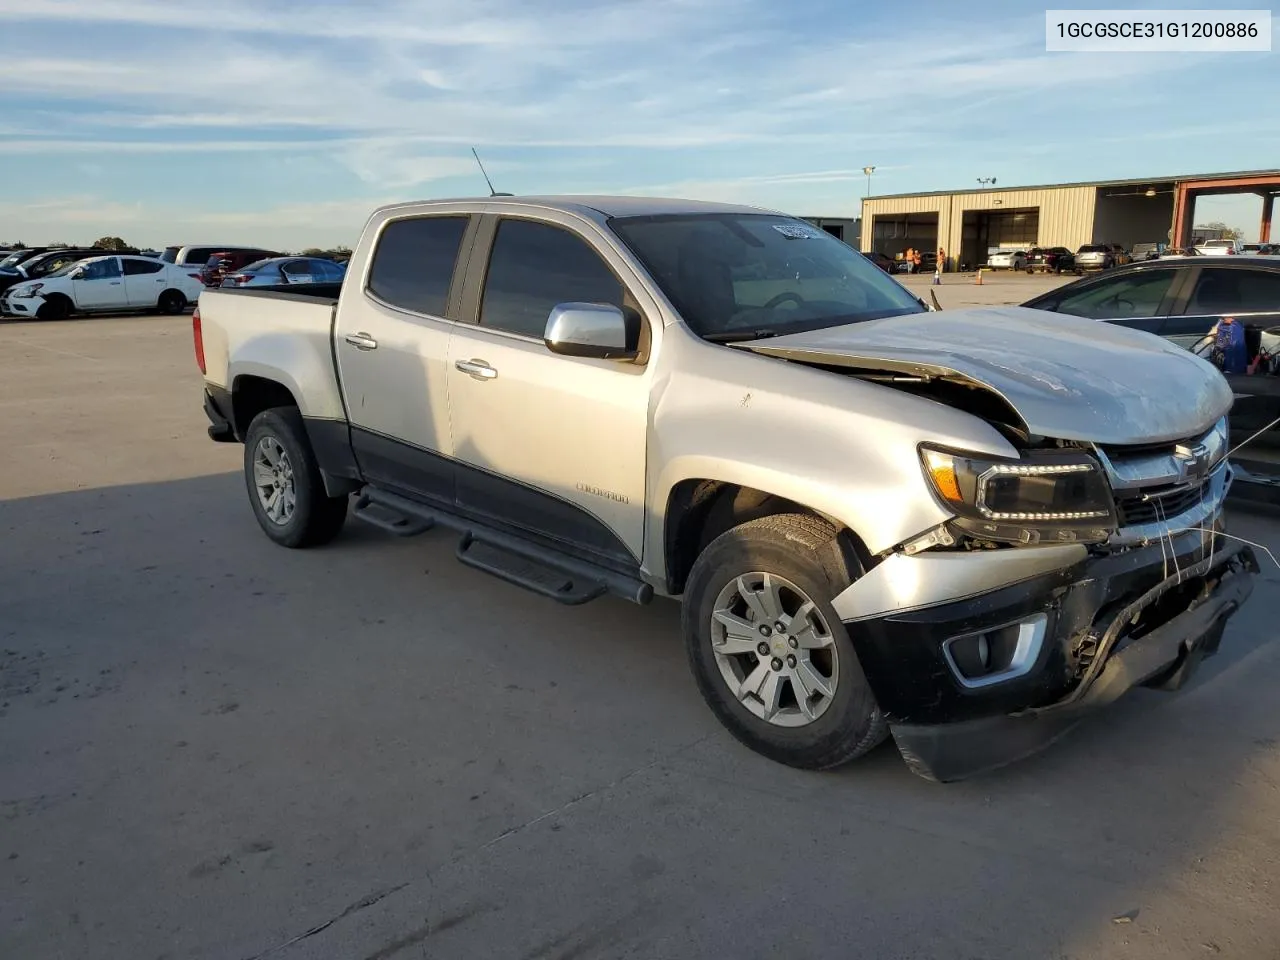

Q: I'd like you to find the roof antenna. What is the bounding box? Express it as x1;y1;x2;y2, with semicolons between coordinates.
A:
471;147;513;197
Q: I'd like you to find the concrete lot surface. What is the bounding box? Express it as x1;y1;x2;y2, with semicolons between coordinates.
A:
2;314;1279;960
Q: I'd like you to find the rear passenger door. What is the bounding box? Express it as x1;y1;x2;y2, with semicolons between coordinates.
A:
444;212;655;568
281;259;318;284
122;257;167;306
1164;265;1280;349
333;211;477;506
1174;265;1280;463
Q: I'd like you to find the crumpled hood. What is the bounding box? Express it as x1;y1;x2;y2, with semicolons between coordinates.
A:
733;306;1233;446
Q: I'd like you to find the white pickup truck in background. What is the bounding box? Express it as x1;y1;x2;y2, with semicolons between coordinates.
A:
1195;239;1246;256
193;195;1255;781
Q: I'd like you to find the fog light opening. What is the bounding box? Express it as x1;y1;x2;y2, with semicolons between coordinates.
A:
943;613;1047;689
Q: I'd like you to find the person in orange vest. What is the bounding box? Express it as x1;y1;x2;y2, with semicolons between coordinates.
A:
903;246;915;273
910;248;922;273
937;247;946;273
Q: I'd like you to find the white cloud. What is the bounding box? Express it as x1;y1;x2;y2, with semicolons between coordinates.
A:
0;0;1268;246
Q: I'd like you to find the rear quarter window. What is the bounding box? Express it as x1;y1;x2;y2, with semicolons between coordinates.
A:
182;248;218;265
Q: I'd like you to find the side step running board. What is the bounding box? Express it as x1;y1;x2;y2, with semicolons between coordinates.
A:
352;495;435;536
356;487;653;606
457;533;606;605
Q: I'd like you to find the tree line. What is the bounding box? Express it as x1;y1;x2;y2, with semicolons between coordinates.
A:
2;238;354;261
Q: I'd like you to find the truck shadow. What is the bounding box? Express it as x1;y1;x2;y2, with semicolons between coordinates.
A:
1;473;1277;959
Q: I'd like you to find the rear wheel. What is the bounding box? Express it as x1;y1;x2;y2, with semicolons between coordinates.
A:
682;514;888;770
243;407;348;548
158;289;187;314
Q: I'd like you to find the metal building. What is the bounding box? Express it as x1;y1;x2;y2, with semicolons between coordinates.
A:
860;169;1280;271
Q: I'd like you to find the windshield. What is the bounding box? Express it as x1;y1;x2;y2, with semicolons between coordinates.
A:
609;213;924;341
161;246;181;263
0;251;28;269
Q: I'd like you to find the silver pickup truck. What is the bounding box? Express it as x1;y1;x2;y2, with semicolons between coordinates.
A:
195;196;1255;781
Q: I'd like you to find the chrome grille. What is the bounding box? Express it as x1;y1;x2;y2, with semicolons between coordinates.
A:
1095;419;1230;544
1114;482;1212;527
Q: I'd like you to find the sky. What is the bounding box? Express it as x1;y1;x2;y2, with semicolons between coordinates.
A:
0;0;1275;249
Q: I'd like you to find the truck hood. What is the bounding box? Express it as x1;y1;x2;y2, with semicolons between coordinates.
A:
733;306;1233;446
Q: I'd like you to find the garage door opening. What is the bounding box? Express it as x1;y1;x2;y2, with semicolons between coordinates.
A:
871;213;938;270
961;208;1039;271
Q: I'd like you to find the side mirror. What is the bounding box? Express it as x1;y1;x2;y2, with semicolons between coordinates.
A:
69;268;85;280
544;302;638;360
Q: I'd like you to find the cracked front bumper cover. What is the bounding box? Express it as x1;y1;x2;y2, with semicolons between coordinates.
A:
840;533;1257;782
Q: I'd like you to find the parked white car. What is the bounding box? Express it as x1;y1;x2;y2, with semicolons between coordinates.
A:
986;250;1026;270
1195;239;1245;256
0;254;205;320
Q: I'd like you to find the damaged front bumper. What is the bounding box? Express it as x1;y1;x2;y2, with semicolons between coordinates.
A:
832;527;1257;782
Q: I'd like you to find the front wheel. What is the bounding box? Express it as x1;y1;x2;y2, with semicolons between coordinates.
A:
243;407;348;548
36;295;72;320
682;514;888;770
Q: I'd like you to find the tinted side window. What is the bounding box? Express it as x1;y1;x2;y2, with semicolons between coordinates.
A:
1187;268;1280;315
367;216;469;316
1054;269;1176;320
183;248;217;265
480;219;622;338
123;258;164;275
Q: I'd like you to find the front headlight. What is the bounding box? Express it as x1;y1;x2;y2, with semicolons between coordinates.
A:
14;283;43;298
921;446;1116;544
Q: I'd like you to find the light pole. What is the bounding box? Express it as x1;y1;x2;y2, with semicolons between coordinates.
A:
976;177;997;188
863;166;876;199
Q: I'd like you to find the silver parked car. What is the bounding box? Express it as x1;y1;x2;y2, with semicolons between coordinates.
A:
220;256;347;288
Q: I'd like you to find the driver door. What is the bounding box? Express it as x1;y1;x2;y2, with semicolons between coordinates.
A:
72;257;129;309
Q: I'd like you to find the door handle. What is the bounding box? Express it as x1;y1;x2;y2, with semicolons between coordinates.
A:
455;358;498;381
344;332;378;351
110;281;122;285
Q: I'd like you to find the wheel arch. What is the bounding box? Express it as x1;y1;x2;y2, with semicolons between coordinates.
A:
38;292;74;319
230;374;299;439
661;476;874;596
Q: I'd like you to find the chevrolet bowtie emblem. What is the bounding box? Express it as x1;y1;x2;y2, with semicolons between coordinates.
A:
1173;442;1211;482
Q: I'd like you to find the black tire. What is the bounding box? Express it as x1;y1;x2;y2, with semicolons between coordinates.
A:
243;406;348;548
158;289;187;315
682;513;888;770
36;295;72;320
1025;267;1034;275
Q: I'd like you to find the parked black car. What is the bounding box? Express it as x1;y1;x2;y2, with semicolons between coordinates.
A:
0;248;119;296
1025;246;1080;275
0;248;51;272
861;250;896;273
1022;257;1280;495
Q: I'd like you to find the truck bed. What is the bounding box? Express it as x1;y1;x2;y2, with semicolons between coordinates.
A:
197;285;347;424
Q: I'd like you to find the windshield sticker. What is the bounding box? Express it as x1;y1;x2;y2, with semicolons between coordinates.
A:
772;223;822;240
